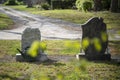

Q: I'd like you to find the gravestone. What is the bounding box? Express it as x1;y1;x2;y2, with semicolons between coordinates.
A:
22;28;40;51
77;17;111;60
16;28;48;62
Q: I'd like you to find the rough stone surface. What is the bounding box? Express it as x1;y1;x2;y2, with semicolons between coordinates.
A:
37;53;48;62
16;53;24;62
16;27;48;62
16;53;48;62
22;28;41;51
81;17;111;60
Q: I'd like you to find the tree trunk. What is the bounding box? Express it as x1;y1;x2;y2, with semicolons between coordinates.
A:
93;0;102;11
27;0;33;8
110;0;118;12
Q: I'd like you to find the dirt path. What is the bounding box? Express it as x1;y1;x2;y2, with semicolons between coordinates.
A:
0;6;120;40
0;6;82;40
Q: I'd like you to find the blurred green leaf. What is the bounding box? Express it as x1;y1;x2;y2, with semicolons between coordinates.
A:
57;72;64;80
93;38;102;51
82;38;90;50
101;32;107;42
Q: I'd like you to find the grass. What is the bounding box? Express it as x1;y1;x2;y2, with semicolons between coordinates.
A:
0;40;120;79
9;5;120;30
1;40;119;56
44;40;80;55
0;40;120;57
0;59;120;80
0;13;14;30
0;40;80;57
0;40;20;58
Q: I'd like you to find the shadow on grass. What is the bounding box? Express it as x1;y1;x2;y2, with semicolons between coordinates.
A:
0;74;17;80
90;60;120;66
30;59;66;67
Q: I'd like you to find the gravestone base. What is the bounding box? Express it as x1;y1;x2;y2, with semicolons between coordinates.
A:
76;53;111;61
85;54;111;61
16;53;48;62
16;54;24;62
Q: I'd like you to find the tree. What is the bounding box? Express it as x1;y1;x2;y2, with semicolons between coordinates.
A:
5;0;18;5
76;0;92;12
93;0;102;11
26;0;33;8
110;0;118;12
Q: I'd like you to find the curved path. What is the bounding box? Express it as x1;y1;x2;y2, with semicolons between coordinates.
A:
0;6;120;40
0;6;82;40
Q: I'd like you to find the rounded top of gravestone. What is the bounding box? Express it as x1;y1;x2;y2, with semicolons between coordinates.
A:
81;17;104;27
23;28;40;34
22;27;41;51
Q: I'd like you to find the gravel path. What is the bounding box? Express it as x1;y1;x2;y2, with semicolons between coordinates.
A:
0;6;82;40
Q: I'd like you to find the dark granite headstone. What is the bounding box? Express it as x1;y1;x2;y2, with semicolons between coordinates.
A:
80;17;111;60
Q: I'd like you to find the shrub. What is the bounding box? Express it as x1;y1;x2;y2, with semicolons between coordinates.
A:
5;0;18;5
41;3;50;10
17;0;23;2
76;0;93;12
17;0;24;5
101;0;111;10
51;0;75;9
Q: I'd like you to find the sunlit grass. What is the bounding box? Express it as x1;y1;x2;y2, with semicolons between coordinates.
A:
0;40;20;58
43;40;81;55
9;5;40;12
0;40;120;57
0;13;13;30
0;40;80;58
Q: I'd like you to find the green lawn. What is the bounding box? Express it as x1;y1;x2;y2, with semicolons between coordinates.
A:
0;40;119;57
0;59;120;80
9;5;120;30
0;40;80;57
0;13;13;30
0;40;120;80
